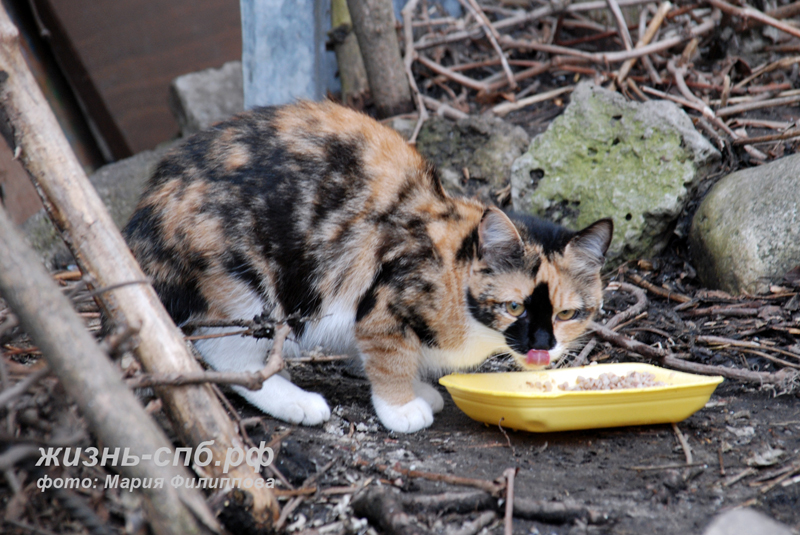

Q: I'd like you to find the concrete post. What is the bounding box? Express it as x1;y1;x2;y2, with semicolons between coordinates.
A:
240;0;339;108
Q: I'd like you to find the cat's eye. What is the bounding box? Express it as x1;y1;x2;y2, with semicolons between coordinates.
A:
556;309;577;321
506;301;525;317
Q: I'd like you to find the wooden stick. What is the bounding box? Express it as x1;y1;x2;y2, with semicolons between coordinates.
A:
501;14;717;66
461;0;517;89
574;282;648;365
130;324;292;389
498;35;597;62
641;85;739;139
605;0;634;51
627;273;692;303
740;349;800;370
414;0;658;50
667;58;715;118
733;55;800;90
485;61;554;93
732;129;800;146
347;0;414;117
618;2;671;85
682;306;759;317
491;86;573;116
671;422;693;465
766;0;800;20
0;7;278;528
598;14;718;63
330;0;369;106
707;0;800;40
0;366;49;408
355;459;504;495
0;204;218;535
503;468;515;535
697;335;800;361
401;0;429;144
591;321;799;388
416;55;489;91
421;95;469;120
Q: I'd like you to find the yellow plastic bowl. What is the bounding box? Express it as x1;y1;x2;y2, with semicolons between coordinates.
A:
439;363;723;432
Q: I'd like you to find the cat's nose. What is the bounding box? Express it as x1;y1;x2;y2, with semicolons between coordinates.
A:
531;328;556;350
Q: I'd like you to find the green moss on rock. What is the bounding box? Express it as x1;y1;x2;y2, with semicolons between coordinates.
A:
511;82;719;265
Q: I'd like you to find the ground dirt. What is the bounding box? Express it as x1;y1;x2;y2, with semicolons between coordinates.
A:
240;331;799;535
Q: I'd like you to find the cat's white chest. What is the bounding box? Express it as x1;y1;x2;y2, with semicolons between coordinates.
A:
419;319;508;373
296;300;358;356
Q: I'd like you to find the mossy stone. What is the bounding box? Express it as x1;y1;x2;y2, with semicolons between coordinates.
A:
510;82;719;266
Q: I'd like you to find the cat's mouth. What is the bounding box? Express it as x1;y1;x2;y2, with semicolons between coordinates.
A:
525;349;550;366
510;344;566;370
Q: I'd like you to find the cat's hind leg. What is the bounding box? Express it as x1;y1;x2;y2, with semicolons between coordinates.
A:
194;330;330;426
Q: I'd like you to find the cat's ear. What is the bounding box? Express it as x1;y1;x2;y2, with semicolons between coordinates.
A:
478;207;524;269
566;218;613;271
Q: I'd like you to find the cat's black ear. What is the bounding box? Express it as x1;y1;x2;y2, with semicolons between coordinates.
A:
566;218;613;270
478;207;524;270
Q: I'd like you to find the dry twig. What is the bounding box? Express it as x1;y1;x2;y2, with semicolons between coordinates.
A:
402;0;429;144
503;468;515;535
671;422;694;465
460;0;516;89
627;273;692;303
617;1;672;84
707;0;800;40
574;282;648;366
491;86;572;116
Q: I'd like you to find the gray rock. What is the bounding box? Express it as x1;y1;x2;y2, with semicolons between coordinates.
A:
702;508;793;535
415;114;530;204
689;153;800;294
24;142;178;268
169;61;244;137
510;81;719;266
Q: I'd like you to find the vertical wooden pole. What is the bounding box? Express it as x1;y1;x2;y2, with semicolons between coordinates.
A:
347;0;414;117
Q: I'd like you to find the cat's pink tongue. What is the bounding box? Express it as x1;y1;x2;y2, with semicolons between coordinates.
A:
526;350;550;366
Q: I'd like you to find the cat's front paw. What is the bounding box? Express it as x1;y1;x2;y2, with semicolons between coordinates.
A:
372;395;434;433
279;392;332;426
413;381;444;413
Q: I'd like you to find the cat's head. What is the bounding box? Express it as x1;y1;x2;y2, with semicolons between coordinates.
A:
466;208;613;368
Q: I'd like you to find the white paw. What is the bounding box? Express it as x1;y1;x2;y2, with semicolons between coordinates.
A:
235;374;331;426
414;381;444;413
372;395;434;433
274;391;331;426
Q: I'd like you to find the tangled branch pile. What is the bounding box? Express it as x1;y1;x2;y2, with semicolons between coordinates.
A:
399;0;800;157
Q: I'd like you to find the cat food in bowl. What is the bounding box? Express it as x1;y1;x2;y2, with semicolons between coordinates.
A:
439;362;722;432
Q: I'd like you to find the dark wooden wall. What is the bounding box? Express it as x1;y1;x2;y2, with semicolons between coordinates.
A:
35;0;242;158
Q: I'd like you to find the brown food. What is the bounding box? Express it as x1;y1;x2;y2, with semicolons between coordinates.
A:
557;371;665;391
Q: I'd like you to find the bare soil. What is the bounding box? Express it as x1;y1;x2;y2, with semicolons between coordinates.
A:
244;318;799;535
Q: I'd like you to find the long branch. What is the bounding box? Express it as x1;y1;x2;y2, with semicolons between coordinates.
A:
0;6;278;528
0;204;217;535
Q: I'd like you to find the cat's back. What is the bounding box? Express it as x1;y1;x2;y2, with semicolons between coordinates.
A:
130;101;436;229
124;100;459;329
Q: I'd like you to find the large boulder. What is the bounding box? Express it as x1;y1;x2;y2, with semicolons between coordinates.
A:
689;153;800;294
415;115;530;204
510;82;719;265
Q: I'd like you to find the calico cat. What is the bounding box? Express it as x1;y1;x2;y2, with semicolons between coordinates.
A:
124;100;612;433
